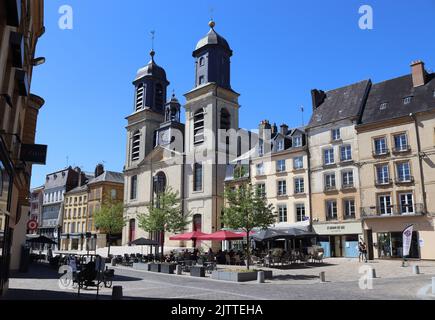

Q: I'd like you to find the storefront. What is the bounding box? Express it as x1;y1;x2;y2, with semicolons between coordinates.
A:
0;140;13;295
363;216;434;260
313;222;363;258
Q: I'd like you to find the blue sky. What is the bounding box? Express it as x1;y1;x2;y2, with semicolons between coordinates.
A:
30;0;435;187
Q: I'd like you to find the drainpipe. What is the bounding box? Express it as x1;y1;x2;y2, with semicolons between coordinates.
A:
306;130;314;233
410;113;427;214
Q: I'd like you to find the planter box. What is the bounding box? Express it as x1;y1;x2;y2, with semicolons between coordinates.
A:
161;263;175;274
133;263;150;271
150;263;161;273
190;266;205;277
211;271;258;282
259;270;273;280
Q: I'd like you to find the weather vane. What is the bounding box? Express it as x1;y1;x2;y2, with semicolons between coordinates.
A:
210;7;214;20
150;30;155;51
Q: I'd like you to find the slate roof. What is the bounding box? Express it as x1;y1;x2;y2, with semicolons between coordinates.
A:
194;28;232;55
360;73;435;124
308;80;370;128
66;184;88;195
87;171;124;185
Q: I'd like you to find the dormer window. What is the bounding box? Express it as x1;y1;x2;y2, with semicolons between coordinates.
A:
193;108;205;145
331;129;341;141
403;96;413;105
135;84;144;111
276;139;284;151
380;102;388;110
293;136;302;148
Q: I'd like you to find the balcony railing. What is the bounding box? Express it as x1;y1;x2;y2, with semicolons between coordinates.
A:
324;185;337;192
326;215;338;221
375;178;393;187
373;149;390;157
395;176;415;185
344;214;356;220
342;183;355;190
361;204;424;218
392;145;411;154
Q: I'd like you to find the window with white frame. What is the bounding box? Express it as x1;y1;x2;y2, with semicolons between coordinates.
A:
293;156;303;170
403;96;413;105
276;159;286;173
396;161;411;182
324;173;336;190
343;199;355;218
256;163;265;176
376;164;390;184
340;145;352;162
256;184;266;198
342;170;354;188
131;130;141;161
323;148;334;165
378;194;392;215
326;200;337;220
399;193;414;214
296;204;306;222
331;128;341;141
276;139;284;151
294;177;305;194
374;137;388;155
293;135;302;147
277;180;287;196
278;205;288;223
394;133;408;152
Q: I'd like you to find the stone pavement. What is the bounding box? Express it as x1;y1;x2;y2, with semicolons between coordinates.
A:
3;258;435;300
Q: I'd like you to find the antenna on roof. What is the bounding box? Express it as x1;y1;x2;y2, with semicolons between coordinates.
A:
300;105;305;127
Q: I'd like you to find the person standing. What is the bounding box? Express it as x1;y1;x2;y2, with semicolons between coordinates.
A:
358;241;364;262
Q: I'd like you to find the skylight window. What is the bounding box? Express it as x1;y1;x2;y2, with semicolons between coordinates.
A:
380;102;388;110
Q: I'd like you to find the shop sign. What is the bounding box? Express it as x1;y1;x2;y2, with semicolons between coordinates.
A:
313;222;363;235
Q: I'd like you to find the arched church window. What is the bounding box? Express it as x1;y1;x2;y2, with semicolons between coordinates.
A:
153;171;167;195
199;57;205;66
135;84;145;111
193;108;205;145
220;108;231;130
131;130;141;161
199;76;205;85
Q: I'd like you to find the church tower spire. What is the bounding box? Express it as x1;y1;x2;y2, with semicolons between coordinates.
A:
193;20;232;89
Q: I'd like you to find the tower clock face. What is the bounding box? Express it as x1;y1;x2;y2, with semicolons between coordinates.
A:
161;130;170;144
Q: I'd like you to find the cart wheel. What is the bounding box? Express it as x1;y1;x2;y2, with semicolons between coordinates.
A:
104;280;113;288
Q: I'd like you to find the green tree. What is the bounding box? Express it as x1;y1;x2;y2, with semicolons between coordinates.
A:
138;187;190;258
94;200;126;257
223;183;276;270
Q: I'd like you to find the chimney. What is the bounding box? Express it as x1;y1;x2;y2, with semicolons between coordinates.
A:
311;89;326;110
74;167;82;186
271;123;278;136
259;120;271;136
280;124;289;135
410;60;427;87
95;163;105;178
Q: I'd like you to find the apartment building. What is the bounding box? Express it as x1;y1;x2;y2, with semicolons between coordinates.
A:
357;61;435;260
1;0;45;295
250;120;310;228
306;80;370;258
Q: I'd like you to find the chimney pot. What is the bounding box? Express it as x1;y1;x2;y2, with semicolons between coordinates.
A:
280;124;289;135
410;60;427;87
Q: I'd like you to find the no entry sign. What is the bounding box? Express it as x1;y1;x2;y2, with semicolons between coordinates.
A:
27;219;39;231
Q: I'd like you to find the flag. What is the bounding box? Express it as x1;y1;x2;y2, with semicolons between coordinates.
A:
402;225;414;257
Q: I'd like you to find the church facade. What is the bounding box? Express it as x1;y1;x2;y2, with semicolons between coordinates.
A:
122;21;243;250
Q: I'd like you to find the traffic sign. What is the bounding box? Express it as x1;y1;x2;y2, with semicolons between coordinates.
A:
27;219;38;231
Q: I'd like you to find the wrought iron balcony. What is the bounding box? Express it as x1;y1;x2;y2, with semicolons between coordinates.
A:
392;145;411;154
324;185;337;193
375;178;393;187
342;183;355;190
372;149;390;158
395;176;415;185
361;204;424;218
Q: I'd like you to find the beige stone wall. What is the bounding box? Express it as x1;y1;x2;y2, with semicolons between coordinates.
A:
250;149;310;225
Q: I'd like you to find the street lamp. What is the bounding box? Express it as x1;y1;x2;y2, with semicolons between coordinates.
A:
32;57;46;66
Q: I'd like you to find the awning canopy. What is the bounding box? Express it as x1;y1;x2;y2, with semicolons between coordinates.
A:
130;237;159;246
169;231;210;241
251;227;316;241
197;230;245;241
26;235;57;245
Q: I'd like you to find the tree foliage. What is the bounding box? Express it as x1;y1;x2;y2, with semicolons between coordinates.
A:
94;200;126;235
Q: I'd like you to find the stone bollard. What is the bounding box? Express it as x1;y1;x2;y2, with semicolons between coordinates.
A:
112;286;123;300
319;271;326;283
111;258;117;267
432;277;435;296
176;265;182;275
368;268;376;279
257;271;265;284
413;265;420;275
